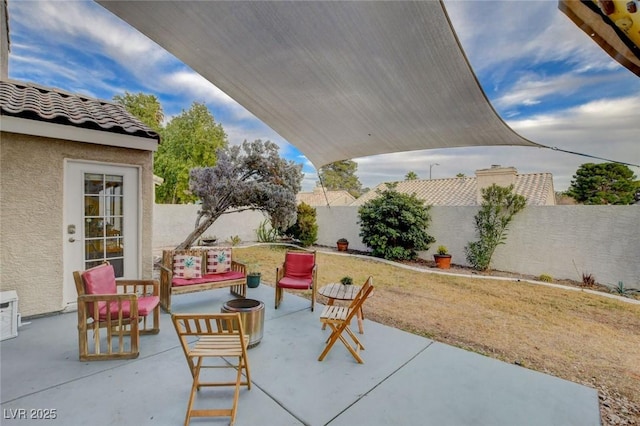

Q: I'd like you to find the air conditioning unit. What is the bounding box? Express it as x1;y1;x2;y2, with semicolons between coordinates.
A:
0;291;19;341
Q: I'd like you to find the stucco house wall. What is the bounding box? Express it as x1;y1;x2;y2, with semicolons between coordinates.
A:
0;132;155;316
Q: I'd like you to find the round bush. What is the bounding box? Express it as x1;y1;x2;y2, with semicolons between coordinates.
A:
358;186;435;260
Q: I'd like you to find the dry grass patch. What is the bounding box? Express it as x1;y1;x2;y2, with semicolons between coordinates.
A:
234;245;640;424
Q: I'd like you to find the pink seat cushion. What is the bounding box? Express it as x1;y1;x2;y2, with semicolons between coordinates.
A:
97;296;160;321
278;276;313;290
82;264;159;320
171;271;245;287
283;252;315;279
82;264;117;295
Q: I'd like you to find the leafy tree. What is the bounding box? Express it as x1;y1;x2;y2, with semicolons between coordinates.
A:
566;162;637;205
113;91;164;132
358;184;435;260
405;171;419;180
465;184;526;271
285;202;318;247
177;140;303;249
319;160;363;198
456;173;465;178
154;102;227;204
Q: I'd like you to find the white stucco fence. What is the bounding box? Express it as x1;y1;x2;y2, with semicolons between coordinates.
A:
154;204;640;290
153;204;268;248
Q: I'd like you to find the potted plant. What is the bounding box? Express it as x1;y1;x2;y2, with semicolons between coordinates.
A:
246;263;261;288
340;276;353;286
337;238;349;251
433;245;452;269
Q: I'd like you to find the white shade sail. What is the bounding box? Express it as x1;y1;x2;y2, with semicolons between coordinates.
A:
97;1;539;168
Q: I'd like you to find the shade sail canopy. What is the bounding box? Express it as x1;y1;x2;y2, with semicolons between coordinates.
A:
97;1;538;168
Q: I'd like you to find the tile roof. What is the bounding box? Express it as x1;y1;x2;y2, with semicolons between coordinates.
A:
353;173;555;206
296;188;356;206
0;80;160;141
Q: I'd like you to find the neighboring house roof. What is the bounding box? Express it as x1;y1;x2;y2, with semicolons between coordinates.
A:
353;169;556;206
296;187;356;206
0;79;160;141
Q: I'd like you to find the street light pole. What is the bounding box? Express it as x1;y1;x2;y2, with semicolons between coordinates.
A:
429;163;439;180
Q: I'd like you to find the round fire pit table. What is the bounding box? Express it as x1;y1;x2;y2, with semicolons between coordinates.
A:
221;298;265;348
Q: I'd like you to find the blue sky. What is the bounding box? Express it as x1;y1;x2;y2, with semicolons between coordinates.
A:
6;0;640;192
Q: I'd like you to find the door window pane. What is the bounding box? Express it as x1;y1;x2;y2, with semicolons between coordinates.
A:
83;173;125;277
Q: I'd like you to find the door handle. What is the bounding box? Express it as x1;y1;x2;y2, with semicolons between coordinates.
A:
68;237;76;243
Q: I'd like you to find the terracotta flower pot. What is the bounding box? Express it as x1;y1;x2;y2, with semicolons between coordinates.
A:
337;242;349;251
434;254;452;269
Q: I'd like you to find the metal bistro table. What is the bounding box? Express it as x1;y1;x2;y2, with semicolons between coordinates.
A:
318;283;367;334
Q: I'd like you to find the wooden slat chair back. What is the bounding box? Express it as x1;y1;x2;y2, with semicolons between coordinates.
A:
275;250;317;311
172;313;252;426
318;276;374;363
73;262;160;361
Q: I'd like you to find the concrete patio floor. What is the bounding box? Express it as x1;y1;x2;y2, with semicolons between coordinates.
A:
1;284;600;425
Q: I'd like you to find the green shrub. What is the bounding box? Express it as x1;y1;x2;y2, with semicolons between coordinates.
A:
539;274;553;283
285;202;318;247
358;184;435;261
611;281;639;298
256;219;279;242
227;235;241;246
465;184;526;271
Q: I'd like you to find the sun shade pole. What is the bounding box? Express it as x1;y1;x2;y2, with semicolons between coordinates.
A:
317;173;331;208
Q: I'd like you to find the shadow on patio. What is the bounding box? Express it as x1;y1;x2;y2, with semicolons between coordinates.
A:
1;284;599;425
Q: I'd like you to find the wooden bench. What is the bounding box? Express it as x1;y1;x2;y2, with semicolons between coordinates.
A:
159;248;246;312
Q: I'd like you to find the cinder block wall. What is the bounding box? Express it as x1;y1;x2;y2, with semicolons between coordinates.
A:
154;204;640;290
152;204;268;249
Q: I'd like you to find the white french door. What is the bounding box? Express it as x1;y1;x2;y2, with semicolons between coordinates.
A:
63;161;140;309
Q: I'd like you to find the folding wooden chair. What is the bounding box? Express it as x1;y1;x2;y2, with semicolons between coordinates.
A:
172;313;251;426
318;277;374;363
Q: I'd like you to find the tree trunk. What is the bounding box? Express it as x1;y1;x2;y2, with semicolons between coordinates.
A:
175;213;218;249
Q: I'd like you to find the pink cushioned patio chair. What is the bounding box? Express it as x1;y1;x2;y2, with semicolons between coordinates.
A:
73;262;160;361
275;250;317;311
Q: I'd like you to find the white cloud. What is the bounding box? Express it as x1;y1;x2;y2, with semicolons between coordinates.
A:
8;0;639;197
352;94;640;193
493;72;606;110
158;70;255;120
11;1;170;65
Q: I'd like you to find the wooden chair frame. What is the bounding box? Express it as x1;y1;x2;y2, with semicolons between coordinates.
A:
73;267;160;361
318;277;374;364
275;250;318;311
172;313;252;426
159;248;246;313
